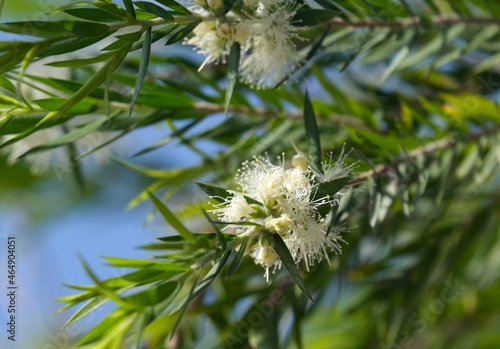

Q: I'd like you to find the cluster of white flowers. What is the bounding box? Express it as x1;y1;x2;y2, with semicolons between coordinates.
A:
212;151;356;280
184;0;302;88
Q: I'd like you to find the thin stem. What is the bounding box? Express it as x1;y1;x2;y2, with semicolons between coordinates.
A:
325;15;500;29
108;15;204;31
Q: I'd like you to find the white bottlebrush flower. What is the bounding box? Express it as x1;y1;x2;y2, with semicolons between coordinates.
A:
238;5;301;88
184;21;231;71
184;1;302;88
315;146;358;183
251;245;280;281
213;192;255;222
210;152;354;278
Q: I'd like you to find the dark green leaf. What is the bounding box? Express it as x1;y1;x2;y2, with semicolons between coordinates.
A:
303;91;322;173
123;0;137;18
102;257;190;271
64;8;124;22
272;234;314;302
0;74;15;93
134;1;174;19
227;237;248;277
202;209;227;250
165;19;201;45
195;181;262;206
311;177;351;201
153;0;191;14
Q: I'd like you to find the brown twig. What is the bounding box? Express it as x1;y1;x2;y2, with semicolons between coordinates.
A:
348;127;500;185
193;102;370;129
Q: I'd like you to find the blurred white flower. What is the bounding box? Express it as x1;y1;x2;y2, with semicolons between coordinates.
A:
3;128;129;177
4;127;67;176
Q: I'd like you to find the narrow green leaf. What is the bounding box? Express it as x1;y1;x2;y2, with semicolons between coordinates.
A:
184;251;231;303
227;237;249;277
130;26;152;116
272;234;314;302
147;192;197;242
134;1;174;19
33;97;97;115
303;91;322;173
378;46;409;85
202;209;227;250
64;8;124;22
123;0;137;18
0;45;132;149
222;0;237;13
165;19;201;45
195;181;262;206
225;42;240;116
47;51;117;67
153;0;191;14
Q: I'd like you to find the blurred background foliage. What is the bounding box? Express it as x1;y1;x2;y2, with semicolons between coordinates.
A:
1;0;500;348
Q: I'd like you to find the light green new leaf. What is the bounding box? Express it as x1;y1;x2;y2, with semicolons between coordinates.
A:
147;192;197;242
103;257;191;271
